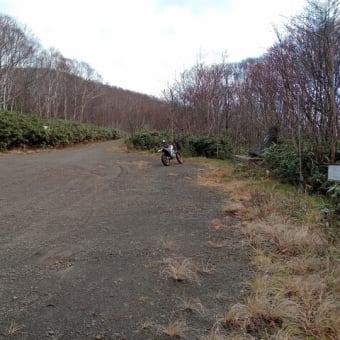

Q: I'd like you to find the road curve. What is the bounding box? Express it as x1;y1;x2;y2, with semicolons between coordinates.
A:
0;141;252;339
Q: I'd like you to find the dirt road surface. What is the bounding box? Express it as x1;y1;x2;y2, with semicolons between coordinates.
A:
0;141;252;339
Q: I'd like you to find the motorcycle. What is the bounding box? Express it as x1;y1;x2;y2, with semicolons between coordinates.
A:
158;140;183;166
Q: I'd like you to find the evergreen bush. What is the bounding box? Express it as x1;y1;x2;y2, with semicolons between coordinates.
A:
127;131;233;160
0;111;120;151
263;140;331;192
128;131;172;150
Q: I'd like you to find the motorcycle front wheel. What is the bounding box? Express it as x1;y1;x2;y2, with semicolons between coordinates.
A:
176;152;183;164
161;154;171;166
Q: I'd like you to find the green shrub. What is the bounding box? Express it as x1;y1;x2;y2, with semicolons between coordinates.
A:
263;140;330;192
173;134;232;159
0;110;120;151
127;131;233;160
128;131;171;150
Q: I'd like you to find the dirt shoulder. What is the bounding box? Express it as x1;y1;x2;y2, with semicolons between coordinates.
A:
0;141;252;339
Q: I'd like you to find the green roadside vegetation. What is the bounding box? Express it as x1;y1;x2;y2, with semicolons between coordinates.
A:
127;130;233;160
0;110;121;151
128;131;339;198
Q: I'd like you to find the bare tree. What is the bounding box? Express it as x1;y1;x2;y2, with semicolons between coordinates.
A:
164;57;235;136
277;0;340;161
0;14;37;110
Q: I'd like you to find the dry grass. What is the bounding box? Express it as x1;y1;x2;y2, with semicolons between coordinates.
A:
243;215;327;256
196;162;340;339
162;240;175;251
178;296;205;315
140;320;154;330
245;190;297;220
298;297;340;338
285;255;328;275
224;295;301;333
224;201;248;217
4;321;24;336
159;319;188;338
270;328;297;340
196;259;215;275
252;249;275;273
197;166;250;197
284;273;328;299
201;322;238;340
162;257;200;285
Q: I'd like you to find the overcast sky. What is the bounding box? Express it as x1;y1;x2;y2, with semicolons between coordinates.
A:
0;0;308;97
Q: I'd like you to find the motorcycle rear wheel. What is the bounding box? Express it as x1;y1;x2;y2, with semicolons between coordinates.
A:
161;154;171;166
176;152;183;164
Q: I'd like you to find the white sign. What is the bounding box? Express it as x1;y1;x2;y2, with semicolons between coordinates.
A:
328;165;340;182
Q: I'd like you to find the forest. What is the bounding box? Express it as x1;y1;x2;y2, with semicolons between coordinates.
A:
0;0;339;190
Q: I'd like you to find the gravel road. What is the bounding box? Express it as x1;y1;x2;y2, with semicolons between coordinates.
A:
0;141;252;339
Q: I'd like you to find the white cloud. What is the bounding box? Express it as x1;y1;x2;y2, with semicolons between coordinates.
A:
0;0;308;96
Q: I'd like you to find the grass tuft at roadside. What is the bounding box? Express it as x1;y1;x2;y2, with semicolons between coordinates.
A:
194;158;340;339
